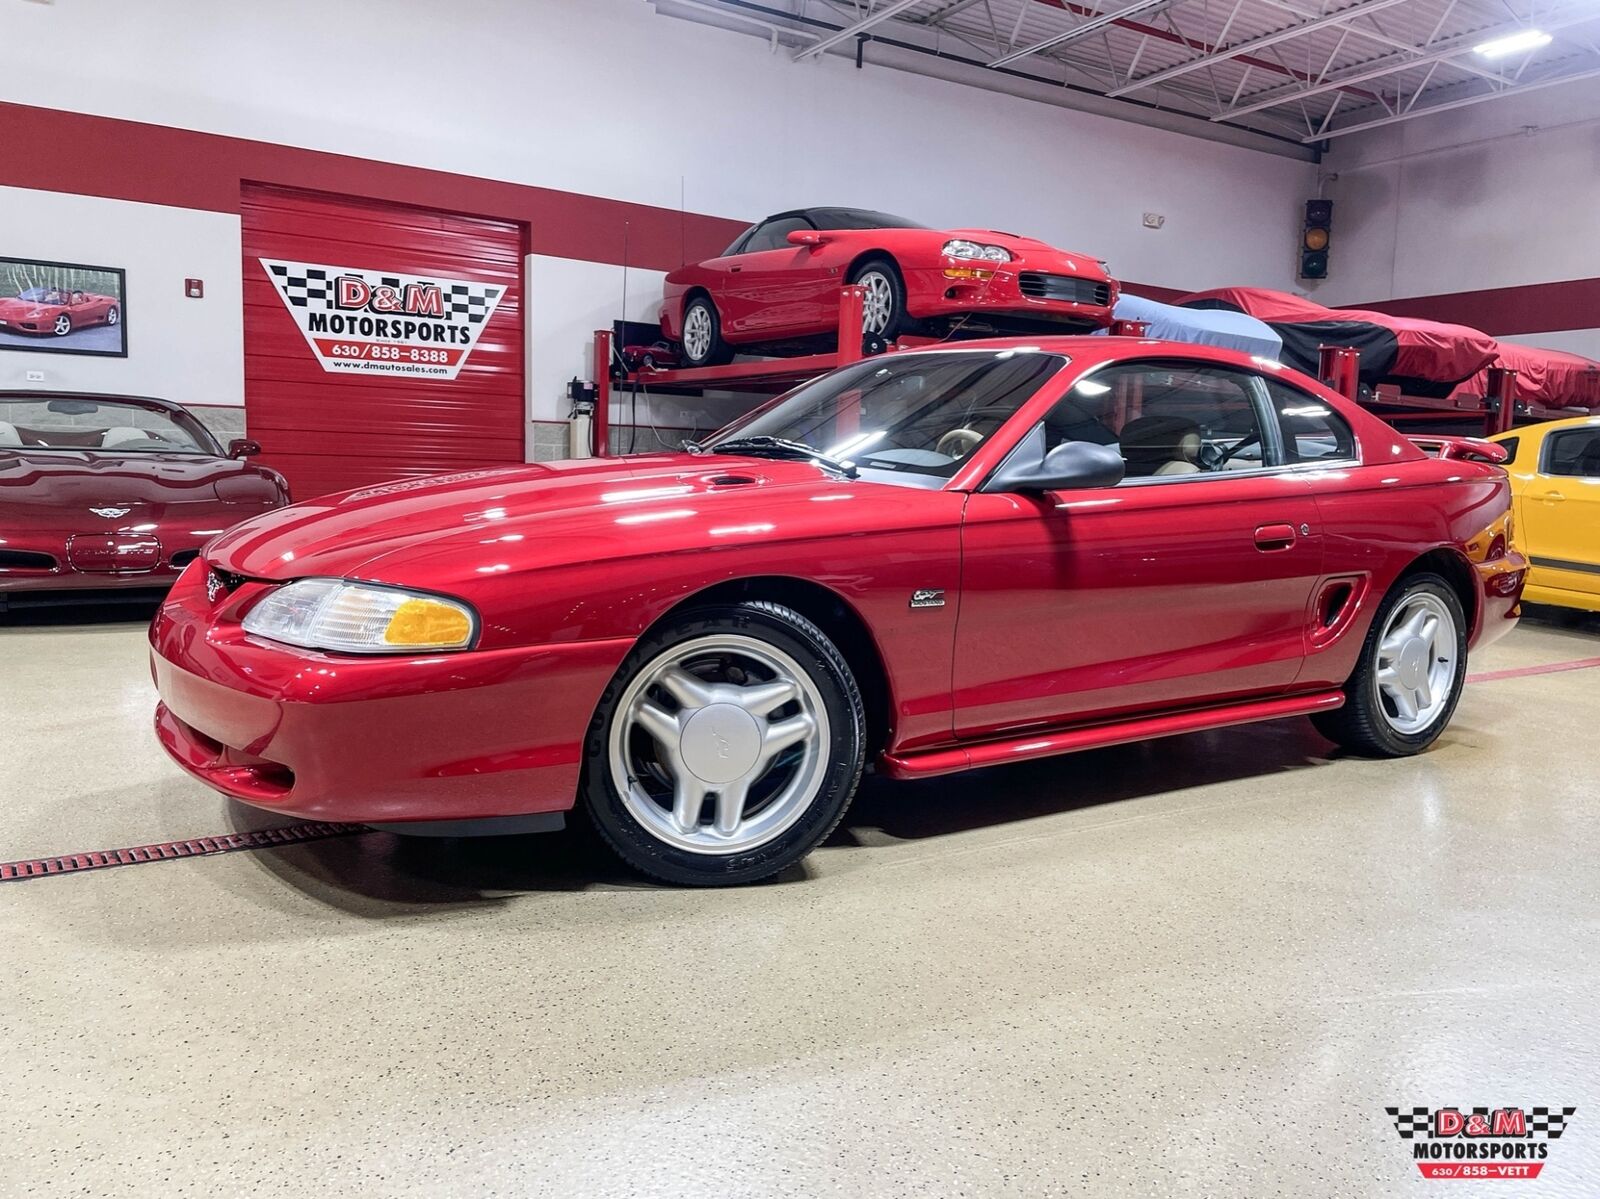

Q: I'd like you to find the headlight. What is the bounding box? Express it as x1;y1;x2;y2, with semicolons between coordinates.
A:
241;578;477;653
942;239;1012;263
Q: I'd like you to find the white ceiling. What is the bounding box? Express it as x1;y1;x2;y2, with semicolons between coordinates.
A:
657;0;1600;149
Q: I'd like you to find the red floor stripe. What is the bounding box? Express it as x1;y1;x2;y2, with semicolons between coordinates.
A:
9;653;1600;884
0;822;366;883
1466;655;1600;685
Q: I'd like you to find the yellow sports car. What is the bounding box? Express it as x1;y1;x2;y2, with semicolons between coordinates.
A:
1490;416;1600;612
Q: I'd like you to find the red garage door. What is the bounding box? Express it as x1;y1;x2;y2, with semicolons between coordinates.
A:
242;185;525;499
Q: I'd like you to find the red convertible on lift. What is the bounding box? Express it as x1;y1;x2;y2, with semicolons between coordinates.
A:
1;392;288;609
660;207;1117;365
0;287;121;338
151;338;1524;885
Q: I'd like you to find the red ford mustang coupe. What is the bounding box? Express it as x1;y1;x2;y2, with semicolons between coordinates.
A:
0;392;289;609
660;207;1117;366
0;287;120;338
151;339;1524;885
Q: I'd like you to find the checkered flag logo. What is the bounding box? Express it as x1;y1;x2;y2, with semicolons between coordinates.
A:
1528;1107;1576;1139
265;262;333;308
1387;1107;1432;1139
257;256;507;382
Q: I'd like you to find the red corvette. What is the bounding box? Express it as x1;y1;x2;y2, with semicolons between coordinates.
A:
0;392;289;609
660;207;1117;366
151;338;1523;885
0;287;120;337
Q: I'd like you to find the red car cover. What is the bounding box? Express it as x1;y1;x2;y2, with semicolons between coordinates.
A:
1179;287;1499;397
1451;343;1600;411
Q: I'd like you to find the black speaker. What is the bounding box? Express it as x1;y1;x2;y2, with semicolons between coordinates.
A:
1300;199;1332;280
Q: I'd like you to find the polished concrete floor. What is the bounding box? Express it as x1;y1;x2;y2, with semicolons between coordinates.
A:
2;602;1598;1197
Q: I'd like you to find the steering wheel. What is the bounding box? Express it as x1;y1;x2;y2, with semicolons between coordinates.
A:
1199;429;1262;472
934;427;984;460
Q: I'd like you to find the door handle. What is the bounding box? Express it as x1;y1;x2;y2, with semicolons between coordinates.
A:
1254;523;1297;551
1545;490;1565;503
729;265;743;273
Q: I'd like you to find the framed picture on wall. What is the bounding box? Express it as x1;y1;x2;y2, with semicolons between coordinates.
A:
0;257;128;357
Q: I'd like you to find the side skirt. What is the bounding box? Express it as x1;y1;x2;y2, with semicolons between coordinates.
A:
879;691;1346;780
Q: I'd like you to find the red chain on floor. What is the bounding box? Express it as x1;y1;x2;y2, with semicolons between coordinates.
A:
0;822;366;882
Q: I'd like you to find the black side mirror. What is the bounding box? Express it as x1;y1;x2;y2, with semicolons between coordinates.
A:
228;438;262;459
984;430;1125;493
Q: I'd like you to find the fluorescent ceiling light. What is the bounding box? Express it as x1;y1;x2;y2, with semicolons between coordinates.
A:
1474;29;1551;58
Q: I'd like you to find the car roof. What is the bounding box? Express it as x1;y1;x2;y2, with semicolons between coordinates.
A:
1488;413;1600;441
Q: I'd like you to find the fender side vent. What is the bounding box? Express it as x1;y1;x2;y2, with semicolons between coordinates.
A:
706;474;759;487
1319;581;1355;628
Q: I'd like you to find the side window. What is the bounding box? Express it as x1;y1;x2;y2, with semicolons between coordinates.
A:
741;217;812;254
1262;378;1357;464
1544;428;1600;477
1039;362;1270;480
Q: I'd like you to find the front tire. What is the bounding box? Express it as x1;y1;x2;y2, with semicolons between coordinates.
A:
53;314;72;337
1312;572;1467;756
849;257;908;342
582;601;866;885
679;295;733;367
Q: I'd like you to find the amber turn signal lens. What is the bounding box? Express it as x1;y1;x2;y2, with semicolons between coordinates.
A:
384;598;474;648
1303;227;1330;251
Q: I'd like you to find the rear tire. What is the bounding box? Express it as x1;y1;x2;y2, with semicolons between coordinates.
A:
582;601;866;886
679;295;733;367
1312;572;1467;757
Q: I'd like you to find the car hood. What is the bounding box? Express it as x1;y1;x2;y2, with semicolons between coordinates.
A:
205;454;879;583
0;449;273;505
941;229;1108;274
0;297;53;316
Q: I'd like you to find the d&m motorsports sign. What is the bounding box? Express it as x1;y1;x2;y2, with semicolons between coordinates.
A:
261;258;506;380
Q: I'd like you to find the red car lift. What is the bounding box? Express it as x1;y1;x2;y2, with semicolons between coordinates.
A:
1319;345;1519;438
589;292;1151;457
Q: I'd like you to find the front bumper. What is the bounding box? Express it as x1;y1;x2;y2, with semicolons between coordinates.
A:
0;503;274;594
904;257;1115;331
149;562;632;824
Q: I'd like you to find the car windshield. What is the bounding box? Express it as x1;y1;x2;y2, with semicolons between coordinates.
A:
16;287;50;302
0;397;214;454
808;208;927;230
704;349;1067;485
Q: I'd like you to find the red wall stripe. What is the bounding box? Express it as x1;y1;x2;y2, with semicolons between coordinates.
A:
1354;278;1600;338
0;102;747;273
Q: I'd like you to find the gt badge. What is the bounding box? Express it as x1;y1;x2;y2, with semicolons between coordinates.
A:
909;588;946;609
90;506;131;519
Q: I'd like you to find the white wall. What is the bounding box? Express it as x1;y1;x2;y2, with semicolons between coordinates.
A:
0;0;1314;297
0;186;244;407
1316;77;1600;308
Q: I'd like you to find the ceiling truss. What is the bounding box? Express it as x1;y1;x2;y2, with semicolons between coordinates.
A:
658;0;1600;145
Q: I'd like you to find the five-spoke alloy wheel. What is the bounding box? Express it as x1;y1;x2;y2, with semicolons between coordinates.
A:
1314;572;1468;756
583;602;865;885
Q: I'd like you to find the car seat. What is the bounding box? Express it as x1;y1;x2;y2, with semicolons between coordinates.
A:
1118;414;1202;476
100;426;152;449
0;421;21;447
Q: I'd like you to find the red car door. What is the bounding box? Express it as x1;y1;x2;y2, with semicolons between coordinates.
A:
953;360;1327;738
719;216;837;338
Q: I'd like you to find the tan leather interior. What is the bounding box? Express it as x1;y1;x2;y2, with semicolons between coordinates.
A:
1119;414;1204;477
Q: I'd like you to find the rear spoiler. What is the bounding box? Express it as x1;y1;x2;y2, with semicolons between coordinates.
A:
1406;435;1509;465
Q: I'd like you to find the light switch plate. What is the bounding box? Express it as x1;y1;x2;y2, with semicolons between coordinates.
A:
1142;212;1166;229
25;370;45;382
